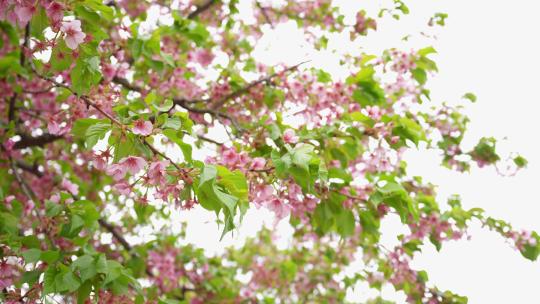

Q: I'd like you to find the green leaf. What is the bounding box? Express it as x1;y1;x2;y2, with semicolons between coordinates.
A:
72;118;109;138
291;144;315;171
85;122;111;149
216;166;248;204
349;66;386;106
58;270;81;293
162;116;182;130
316;69;332;83
393;117;425;145
46;200;63;217
336;209;355;237
163;129;192;163
43;266;58;294
411;68;427;85
71;56;102;95
514;155;528;168
78;280;93;304
21;270;42;286
83;0;114;21
463;92;477;102
418;46;437;57
22;248;42;264
41;250;60;264
30;8;49;40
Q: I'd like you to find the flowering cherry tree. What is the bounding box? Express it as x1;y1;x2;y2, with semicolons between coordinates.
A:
0;0;537;303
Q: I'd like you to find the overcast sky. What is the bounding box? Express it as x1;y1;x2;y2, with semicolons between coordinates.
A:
162;1;540;302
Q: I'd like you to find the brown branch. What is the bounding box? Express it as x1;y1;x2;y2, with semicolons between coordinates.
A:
209;60;309;110
97;218;133;251
7;95;17;122
256;1;275;28
14;133;63;150
195;134;223;146
112;77;245;133
112;76;143;92
187;0;219;19
16;161;44;177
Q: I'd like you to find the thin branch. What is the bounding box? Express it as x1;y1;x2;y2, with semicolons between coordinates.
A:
112;76;245;133
195;134;223;146
9;160;37;205
210;60;309;110
16;161;44;177
255;1;275;29
187;0;218;19
97;218;133;251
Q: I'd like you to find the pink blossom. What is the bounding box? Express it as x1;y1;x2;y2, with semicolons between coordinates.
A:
267;198;290;220
61;20;86;50
222;148;238;165
148;160;170;186
250;157;266;170
251;185;274;208
61;178;79;195
101;63;116;81
119;156;147;175
46;2;64;23
192;48;214;66
14;5;36;27
132;119;153;136
49;194;60;203
114;181;131;195
4;195;15;204
47;116;66;135
106;163;128;181
24;199;34;216
283;129;299;144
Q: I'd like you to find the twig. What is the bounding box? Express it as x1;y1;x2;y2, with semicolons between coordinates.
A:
210;60;309;110
187;0;218;19
97;218;133;251
255;1;275;29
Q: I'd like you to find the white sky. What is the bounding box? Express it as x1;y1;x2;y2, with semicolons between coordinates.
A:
155;1;540;302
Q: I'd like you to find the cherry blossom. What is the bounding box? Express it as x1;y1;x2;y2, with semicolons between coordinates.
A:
61;20;86;50
132;119;153;136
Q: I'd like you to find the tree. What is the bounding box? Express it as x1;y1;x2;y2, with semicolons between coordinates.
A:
0;0;536;303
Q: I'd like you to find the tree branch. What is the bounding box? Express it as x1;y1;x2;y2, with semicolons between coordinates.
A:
209;60;309;110
97;218;133;251
256;1;275;28
187;0;219;19
14;133;64;150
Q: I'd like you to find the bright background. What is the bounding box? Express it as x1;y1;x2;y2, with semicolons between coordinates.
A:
147;1;540;302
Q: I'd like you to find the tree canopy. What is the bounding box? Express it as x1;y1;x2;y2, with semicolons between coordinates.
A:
0;0;537;303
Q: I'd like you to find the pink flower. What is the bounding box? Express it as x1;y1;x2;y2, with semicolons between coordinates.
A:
47;115;69;135
283;129;299;144
365;105;382;120
222;148;238;165
14;5;36;27
132;119;153;136
267;198;290;220
106;163;128;181
148;160;169;186
250;157;266;170
252;185;274;208
61;20;86;49
61;178;79;195
114;181;131;195
49;194;60;203
193;49;214;66
101;63;116;82
46;2;64;23
119;156;147;175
